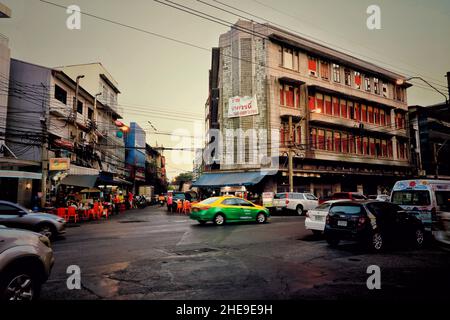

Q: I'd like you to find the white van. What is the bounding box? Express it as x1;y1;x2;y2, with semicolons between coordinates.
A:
391;179;450;232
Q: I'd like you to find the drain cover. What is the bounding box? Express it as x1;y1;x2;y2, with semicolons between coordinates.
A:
174;248;218;255
118;220;146;224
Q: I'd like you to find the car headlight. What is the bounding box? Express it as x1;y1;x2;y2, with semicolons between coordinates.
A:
57;217;65;223
39;235;51;248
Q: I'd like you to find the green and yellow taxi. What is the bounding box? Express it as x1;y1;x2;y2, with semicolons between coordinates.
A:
190;196;270;225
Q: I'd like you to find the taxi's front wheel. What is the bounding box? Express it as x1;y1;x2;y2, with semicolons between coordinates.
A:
256;212;267;224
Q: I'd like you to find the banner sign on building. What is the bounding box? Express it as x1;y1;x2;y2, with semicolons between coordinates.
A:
228;95;258;118
49;158;71;171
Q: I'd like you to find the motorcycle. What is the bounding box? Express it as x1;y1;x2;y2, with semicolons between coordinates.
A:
136;196;147;209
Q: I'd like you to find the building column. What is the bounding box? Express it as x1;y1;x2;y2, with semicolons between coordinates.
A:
392;136;398;160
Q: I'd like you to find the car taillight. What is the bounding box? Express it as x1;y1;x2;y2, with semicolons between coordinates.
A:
305;212;310;217
358;216;367;227
286;200;289;205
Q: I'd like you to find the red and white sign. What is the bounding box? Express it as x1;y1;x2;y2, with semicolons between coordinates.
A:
228;96;258;118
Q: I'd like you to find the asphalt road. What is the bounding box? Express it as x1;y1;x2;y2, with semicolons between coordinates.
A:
41;205;450;300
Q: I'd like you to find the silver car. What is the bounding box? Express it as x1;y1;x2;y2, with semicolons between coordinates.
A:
0;201;66;239
0;226;54;300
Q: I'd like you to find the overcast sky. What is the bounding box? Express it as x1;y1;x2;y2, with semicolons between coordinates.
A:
1;0;449;179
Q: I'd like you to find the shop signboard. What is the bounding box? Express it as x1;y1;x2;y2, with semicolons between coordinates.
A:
227;95;258;118
49;158;70;171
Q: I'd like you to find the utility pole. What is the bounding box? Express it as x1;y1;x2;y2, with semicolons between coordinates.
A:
40;83;49;208
288;115;293;193
447;72;450;106
73;75;85;144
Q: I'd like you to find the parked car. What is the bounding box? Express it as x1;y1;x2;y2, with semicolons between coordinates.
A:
324;201;425;251
305;200;347;235
367;194;390;202
0;200;66;239
167;192;192;211
331;192;367;201
272;192;319;215
190;196;270;225
0;226;54;300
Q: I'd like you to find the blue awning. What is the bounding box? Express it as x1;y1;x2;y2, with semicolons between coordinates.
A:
192;171;269;187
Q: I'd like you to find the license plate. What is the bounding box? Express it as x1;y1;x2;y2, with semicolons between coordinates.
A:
337;220;347;227
315;216;323;221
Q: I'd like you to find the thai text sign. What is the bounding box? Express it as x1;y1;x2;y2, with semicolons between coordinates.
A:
228;96;258;118
49;158;70;171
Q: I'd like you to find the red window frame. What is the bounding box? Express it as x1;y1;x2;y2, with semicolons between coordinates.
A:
382;140;387;157
363;137;369;155
370;139;376;156
354;103;360;121
310;128;317;149
334;132;341;152
347;134;353;153
316;95;324;113
317;130;325;150
374;108;379;125
386;113;391;127
308;58;317;73
361;105;367;122
356;136;362;154
286;86;294;107
333;97;339;116
342;133;348;153
388;140;393;158
368;106;374;124
326;131;333;151
380;109;385;126
340;100;347;118
308;95;316;111
325;97;332;115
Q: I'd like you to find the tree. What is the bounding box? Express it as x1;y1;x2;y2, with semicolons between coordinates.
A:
173;172;193;190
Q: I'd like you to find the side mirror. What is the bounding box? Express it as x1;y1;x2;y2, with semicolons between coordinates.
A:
17;211;27;217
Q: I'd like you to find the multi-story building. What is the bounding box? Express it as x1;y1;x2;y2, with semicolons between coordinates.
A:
0;3;11;152
145;143;167;194
125;122;146;191
4;59;129;206
57;63;126;179
196;20;412;197
409;103;450;179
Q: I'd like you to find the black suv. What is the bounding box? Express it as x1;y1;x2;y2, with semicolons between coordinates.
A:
324;201;425;251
